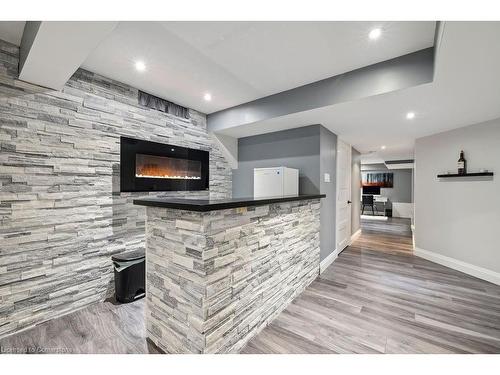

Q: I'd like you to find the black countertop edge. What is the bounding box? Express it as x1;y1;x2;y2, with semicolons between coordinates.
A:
133;194;326;212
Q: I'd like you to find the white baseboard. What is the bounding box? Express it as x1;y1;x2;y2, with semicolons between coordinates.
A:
361;215;388;221
414;247;500;286
350;229;361;244
320;248;338;274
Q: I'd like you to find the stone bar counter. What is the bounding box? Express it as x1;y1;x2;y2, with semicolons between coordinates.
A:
133;194;325;353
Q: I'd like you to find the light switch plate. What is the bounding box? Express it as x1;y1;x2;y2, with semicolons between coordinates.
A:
324;173;331;183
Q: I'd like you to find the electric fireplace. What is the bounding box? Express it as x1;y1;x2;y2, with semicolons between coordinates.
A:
120;137;209;192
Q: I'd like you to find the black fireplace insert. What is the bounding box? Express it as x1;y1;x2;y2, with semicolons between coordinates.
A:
120;137;209;192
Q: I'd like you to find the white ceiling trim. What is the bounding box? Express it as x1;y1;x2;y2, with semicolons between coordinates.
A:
19;21;118;90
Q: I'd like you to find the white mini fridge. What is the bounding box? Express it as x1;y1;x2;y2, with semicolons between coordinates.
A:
254;167;299;198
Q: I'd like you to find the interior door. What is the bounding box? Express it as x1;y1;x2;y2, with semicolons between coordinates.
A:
336;139;352;253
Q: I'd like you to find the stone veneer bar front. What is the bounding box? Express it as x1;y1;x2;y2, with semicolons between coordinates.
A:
134;195;324;353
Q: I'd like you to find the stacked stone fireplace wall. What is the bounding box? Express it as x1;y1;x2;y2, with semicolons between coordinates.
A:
0;39;232;338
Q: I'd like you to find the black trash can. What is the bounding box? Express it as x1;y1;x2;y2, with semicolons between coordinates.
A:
112;249;145;303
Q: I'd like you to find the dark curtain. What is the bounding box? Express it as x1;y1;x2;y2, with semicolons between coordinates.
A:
138;90;190;119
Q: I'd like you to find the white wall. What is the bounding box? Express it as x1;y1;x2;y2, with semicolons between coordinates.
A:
414;118;500;281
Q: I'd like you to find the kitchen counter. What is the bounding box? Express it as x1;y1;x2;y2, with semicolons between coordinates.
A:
133;194;325;211
135;194;324;353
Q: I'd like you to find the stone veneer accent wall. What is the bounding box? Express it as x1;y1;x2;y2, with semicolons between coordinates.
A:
0;39;232;338
145;199;321;353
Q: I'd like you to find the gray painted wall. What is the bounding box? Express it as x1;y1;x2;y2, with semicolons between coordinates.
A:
319;126;337;260
233;125;321;197
208;48;435;133
232;125;337;261
351;148;361;234
0;39;232;339
415;118;500;274
361;164;413;205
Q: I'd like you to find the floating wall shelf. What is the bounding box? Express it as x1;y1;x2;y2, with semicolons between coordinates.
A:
437;172;494;178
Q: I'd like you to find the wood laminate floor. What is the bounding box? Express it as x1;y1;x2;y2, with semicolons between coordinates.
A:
0;298;160;354
2;218;500;354
242;218;500;354
353;217;414;255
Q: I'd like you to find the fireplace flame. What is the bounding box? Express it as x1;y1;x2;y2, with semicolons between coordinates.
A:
136;163;201;180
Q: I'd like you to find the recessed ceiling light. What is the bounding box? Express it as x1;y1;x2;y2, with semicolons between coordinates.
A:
204;93;212;101
369;28;382;40
381;145;386;150
406;111;416;120
135;61;146;72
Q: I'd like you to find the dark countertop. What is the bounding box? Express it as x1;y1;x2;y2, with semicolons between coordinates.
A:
133;194;325;212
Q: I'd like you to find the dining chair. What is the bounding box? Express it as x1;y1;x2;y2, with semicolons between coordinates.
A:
362;195;376;215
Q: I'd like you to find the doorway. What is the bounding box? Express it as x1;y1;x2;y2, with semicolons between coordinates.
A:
336;139;352;253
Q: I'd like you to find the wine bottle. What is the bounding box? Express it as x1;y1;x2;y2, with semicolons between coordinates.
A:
457;150;467;175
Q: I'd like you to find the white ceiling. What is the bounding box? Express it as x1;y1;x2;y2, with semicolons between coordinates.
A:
0;21;25;45
2;21;498;164
18;22;117;90
81;21;436;114
218;22;500;163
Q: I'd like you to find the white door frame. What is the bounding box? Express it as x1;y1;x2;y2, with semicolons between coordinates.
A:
336;139;352;253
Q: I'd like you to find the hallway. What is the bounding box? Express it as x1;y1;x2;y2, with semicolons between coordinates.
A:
354;217;413;254
243;218;500;353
